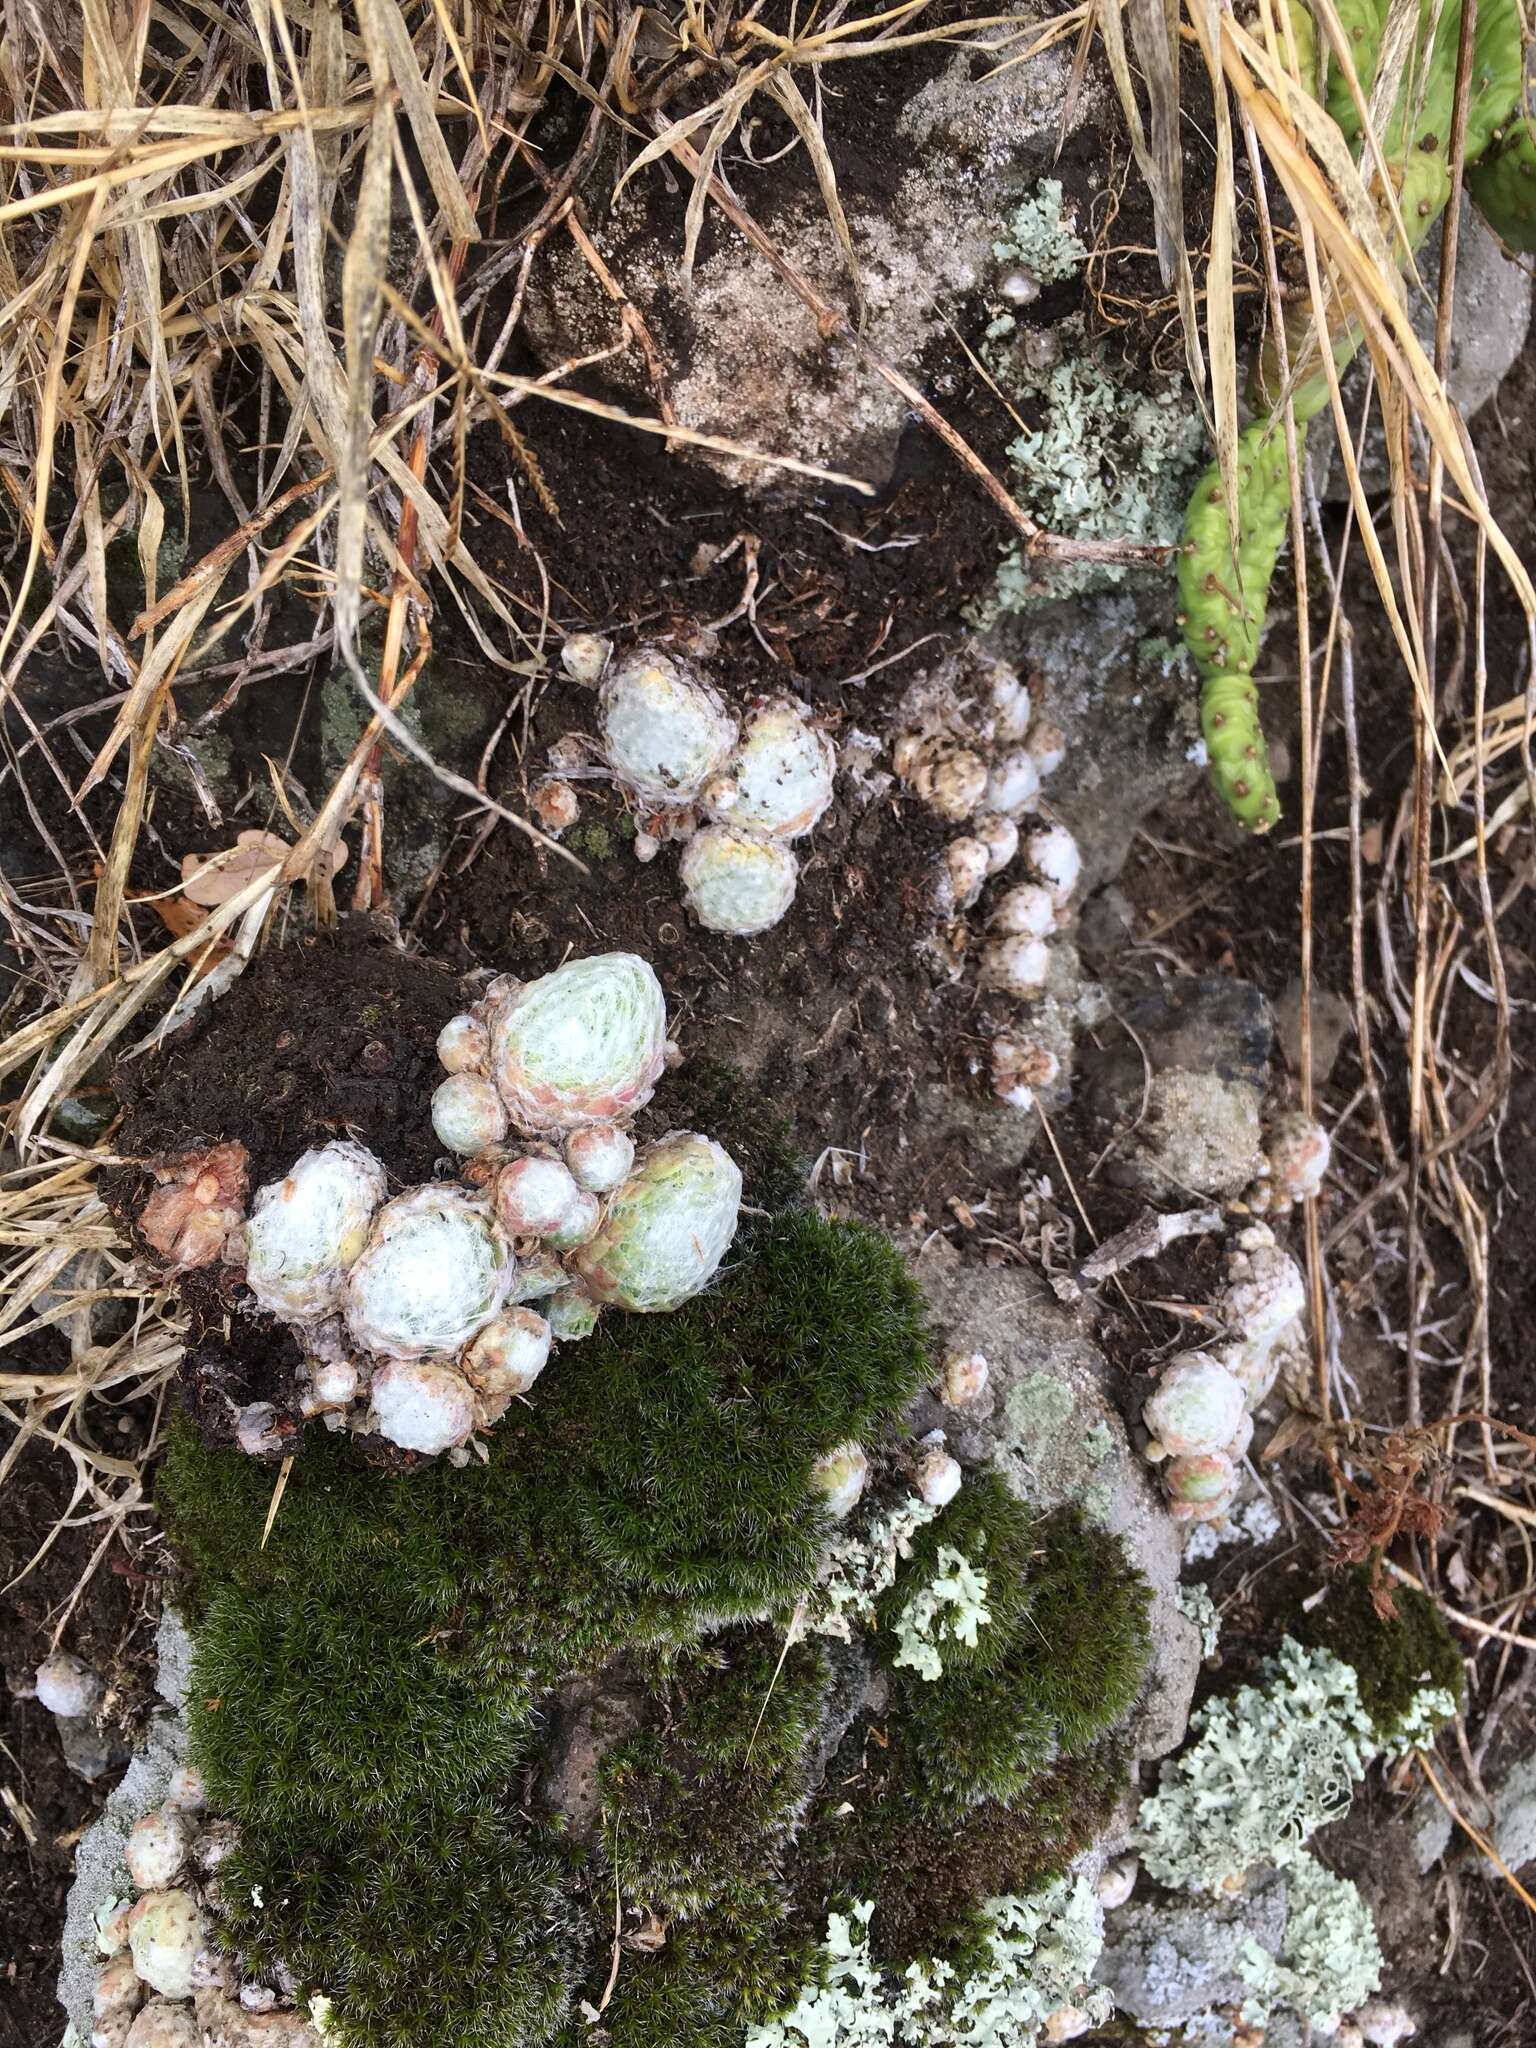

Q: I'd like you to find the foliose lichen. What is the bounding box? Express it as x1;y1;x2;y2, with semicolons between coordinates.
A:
1136;1639;1375;1894
976;182;1204;613
749;1876;1109;2048
1235;1851;1384;2033
890;1545;993;1683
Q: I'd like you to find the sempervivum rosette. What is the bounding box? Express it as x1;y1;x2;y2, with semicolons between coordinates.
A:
488;952;668;1134
243;1141;388;1321
573;1131;742;1313
343;1185;512;1362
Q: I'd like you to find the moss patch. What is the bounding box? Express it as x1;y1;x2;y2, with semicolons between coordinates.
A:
1296;1566;1464;1741
213;1796;585;2048
574;1631;831;2043
882;1476;1150;1818
158;1205;933;2046
786;1473;1150;1967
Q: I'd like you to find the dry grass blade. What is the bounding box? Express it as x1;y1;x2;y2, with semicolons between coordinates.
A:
1098;0;1208;402
1186;0;1242;575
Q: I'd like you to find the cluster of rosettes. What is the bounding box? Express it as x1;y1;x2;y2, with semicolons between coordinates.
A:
892;656;1080;1114
84;1779;322;2048
1142;1223;1307;1523
534;637;836;936
141;953;743;1463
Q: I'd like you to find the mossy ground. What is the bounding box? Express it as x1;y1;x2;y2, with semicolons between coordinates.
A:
569;1631;832;2044
158;1184;1153;2047
789;1472;1149;1971
879;1475;1150;1817
159;1204;933;2045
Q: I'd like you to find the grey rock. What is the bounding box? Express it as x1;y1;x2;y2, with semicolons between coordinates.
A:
913;1240;1201;1760
1411;1787;1454;1874
56;1711;126;1784
1095;1865;1288;2025
1418;1747;1536;1878
58;1611;195;2041
526;47;1104;492
534;1668;650;1845
1272;976;1355;1089
1137;1070;1265;1202
1083;976;1273;1199
1076;885;1137;966
995;591;1205;894
1491;1753;1536;1873
1417;1736;1536;1875
1118;975;1273;1089
1310;198;1532;500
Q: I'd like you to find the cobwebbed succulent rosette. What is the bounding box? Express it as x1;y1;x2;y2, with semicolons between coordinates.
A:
597;647;738;804
243;1140;388;1322
155;951;757;1465
679;826;799;936
573;1131;743;1312
1140;1222;1308;1523
487;951;669;1133
706;695;836;840
554;649;839;934
343;1185;513;1361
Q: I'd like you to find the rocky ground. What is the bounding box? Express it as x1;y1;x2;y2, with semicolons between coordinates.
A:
4;6;1536;2047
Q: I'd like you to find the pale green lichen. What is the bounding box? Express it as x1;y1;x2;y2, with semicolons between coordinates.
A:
990;179;1088;285
748;1877;1108;2048
1236;1851;1382;2031
1139;1630;1463;1900
1131;1629;1453;2036
1374;1683;1459;1758
890;1545;992;1683
1081;1422;1113;1464
1175;1582;1221;1660
987;329;1205;609
975;181;1205;614
1000;1373;1115;1521
1003;1371;1073;1442
806;1494;938;1641
1136;1639;1374;1893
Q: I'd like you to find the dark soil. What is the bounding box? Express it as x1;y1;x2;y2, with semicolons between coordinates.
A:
104;920;462;1446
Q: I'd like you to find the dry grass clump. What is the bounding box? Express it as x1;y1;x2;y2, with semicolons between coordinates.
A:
0;0;1030;1576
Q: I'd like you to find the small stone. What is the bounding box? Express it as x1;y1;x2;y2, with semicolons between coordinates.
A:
36;1650;103;1719
531;779;580;835
1098;1855;1137;1909
914;1440;963;1508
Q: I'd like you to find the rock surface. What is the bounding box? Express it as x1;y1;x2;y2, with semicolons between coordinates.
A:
912;1238;1202;1760
1310;197;1533;500
534;1669;651;1845
525;47;1101;490
58;1610;193;2041
1096;1865;1289;2025
1082;975;1273;1199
